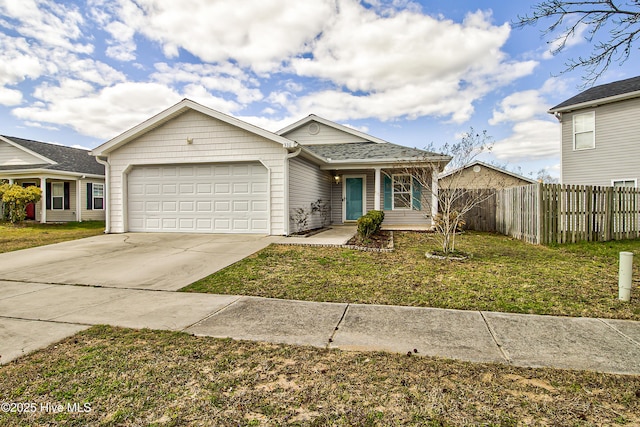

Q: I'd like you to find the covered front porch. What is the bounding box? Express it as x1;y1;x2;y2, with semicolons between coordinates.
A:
3;174;105;223
328;166;439;229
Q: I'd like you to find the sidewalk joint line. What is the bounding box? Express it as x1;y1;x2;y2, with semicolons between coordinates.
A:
180;296;243;332
597;318;640;348
480;311;511;364
327;303;350;349
0;314;93;327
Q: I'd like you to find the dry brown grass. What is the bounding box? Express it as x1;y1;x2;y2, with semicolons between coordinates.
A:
1;326;639;426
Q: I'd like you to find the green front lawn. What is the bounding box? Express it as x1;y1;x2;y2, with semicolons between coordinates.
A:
0;221;105;253
1;326;638;426
183;232;640;320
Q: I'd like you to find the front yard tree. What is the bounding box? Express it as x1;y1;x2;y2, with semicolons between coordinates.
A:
515;1;640;85
401;129;498;255
0;183;42;223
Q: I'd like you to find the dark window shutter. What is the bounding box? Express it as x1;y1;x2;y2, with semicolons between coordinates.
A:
86;183;93;210
412;178;422;210
63;182;70;210
383;175;392;210
46;183;51;210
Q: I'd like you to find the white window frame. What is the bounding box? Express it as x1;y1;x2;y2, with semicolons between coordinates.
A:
612;179;637;188
92;183;105;210
573;111;595;151
51;182;64;210
392;174;412;210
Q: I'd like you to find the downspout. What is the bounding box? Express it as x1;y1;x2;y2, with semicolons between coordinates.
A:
95;156;111;234
284;144;303;235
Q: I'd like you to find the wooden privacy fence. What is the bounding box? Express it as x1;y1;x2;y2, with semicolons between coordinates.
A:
495;184;640;245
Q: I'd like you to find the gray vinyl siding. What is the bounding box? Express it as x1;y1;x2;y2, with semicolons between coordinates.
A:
282;122;368;145
288;157;332;232
562;97;640;186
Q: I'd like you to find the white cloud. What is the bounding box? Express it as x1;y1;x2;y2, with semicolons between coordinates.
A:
491;78;568;125
0;0;92;53
492;119;560;162
0;86;23;105
12;82;183;139
102;0;335;72
0;34;45;85
236;114;298;133
151;62;263;105
24;121;59;131
490;90;546;125
288;5;536;123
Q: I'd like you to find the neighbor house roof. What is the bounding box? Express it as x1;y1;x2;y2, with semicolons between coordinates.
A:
92;98;296;156
0;135;104;176
303;142;450;164
439;160;536;184
549;75;640;112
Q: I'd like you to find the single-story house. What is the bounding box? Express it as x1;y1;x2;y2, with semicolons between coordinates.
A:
0;135;106;222
90;99;451;235
439;161;536;190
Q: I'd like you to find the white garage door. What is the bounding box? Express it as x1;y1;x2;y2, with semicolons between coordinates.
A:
127;163;269;233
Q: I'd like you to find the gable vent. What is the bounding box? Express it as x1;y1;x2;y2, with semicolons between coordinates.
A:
308;123;320;135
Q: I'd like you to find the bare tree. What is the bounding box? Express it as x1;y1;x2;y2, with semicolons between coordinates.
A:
400;129;498;255
514;1;640;85
535;168;560;183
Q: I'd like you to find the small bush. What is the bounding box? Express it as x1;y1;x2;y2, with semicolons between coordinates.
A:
0;183;42;223
357;210;385;238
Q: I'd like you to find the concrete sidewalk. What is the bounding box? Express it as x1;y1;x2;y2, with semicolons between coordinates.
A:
1;281;639;375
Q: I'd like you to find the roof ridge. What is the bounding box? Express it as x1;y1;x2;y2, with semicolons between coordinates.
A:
2;135;91;152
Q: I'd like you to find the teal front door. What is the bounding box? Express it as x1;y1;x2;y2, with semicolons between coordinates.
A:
345;177;364;221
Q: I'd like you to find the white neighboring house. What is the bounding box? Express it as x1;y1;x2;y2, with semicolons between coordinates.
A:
90;99;451;235
548;75;640;188
0;135;106;222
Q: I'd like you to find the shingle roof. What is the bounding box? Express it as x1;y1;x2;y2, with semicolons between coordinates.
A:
303;141;449;162
550;75;640;111
1;136;104;176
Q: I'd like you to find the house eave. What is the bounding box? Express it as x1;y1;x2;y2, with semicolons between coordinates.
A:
91;99;296;156
0;168;105;179
318;156;451;170
548;89;640;113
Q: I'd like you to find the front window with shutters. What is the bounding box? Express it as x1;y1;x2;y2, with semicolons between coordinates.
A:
392;174;412;210
51;182;64;210
573;112;595;150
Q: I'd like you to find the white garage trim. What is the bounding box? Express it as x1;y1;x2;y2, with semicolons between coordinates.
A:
125;162;270;233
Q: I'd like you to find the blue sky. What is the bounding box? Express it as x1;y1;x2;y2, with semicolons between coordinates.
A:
1;0;639;180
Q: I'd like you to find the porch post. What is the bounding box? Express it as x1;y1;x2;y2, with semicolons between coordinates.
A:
76;179;82;222
8;178;14;185
431;168;438;219
40;177;47;224
374;167;381;210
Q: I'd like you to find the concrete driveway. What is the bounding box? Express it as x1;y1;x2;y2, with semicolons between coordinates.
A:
0;233;279;291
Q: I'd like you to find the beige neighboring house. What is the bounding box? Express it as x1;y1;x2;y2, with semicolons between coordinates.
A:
90;99;451;235
548;75;640;187
0;135;106;223
439;161;536;190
